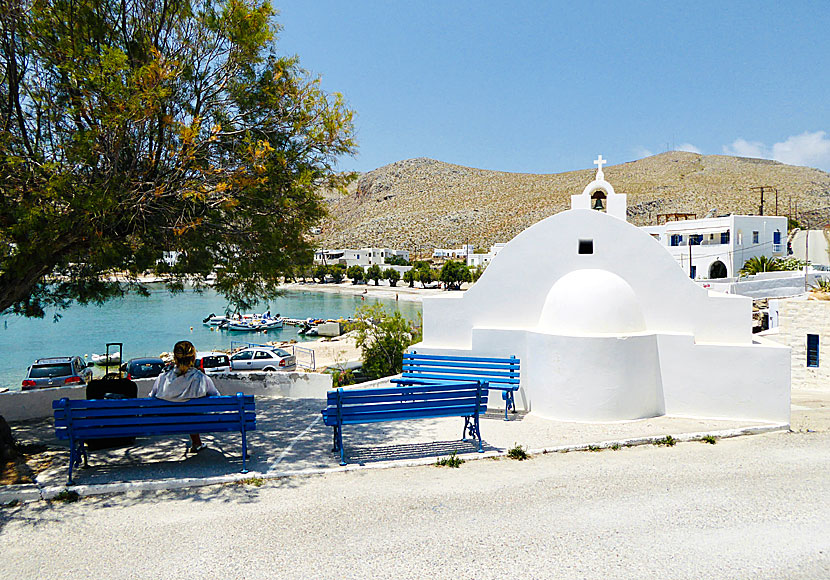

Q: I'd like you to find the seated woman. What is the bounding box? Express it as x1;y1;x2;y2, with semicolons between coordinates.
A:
150;340;220;452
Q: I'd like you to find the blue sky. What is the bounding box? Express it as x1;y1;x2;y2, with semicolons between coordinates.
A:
276;1;830;174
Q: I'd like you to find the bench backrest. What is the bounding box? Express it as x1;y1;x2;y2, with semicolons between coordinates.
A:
53;394;256;441
401;352;520;391
322;382;487;426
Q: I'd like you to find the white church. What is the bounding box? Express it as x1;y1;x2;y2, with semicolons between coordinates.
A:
412;157;791;424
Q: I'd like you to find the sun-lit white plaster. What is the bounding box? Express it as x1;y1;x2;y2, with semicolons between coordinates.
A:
413;158;790;423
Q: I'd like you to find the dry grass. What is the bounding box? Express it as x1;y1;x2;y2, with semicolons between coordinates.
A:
316;152;830;254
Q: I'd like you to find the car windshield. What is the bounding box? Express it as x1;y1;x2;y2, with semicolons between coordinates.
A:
274;349;290;358
201;356;228;368
130;363;164;378
29;363;73;378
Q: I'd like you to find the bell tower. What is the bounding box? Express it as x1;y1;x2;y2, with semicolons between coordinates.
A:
571;155;627;220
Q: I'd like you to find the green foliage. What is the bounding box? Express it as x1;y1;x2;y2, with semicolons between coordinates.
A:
701;435;717;445
788;218;802;230
346;265;364;284
587;445;601;452
655;435;677;447
52;490;80;503
435;451;464;468
402;268;416;288
780;257;807;271
507;444;529;460
470;265;486;283
812;277;830;293
610;442;621;451
329;264;346;284
413;261;437;288
366;264;383;286
0;0;356;317
331;367;355;387
740;255;782;276
384;255;409;266
238;477;265;487
353;303;421;380
384;268;400;287
313;265;329;283
439;260;471;290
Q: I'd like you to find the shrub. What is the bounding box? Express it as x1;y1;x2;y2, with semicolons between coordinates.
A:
366;264;383;286
384;268;400;287
655;435;677;447
701;435;717;445
353;303;421;380
435;451;464;468
507;444;529;460
329;264;346;284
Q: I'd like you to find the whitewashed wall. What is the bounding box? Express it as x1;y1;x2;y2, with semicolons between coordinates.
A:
764;299;830;391
0;371;332;422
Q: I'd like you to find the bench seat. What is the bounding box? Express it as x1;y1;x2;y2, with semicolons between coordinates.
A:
321;382;487;465
53;393;256;484
393;352;521;420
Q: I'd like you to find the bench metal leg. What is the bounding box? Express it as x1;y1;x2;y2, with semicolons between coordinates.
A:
333;425;346;465
502;391;516;421
240;428;249;474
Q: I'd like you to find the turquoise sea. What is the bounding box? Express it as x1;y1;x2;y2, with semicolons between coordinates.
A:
0;285;420;391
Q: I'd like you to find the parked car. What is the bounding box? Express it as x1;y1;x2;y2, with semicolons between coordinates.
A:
22;356;94;390
120;357;166;380
230;347;296;372
195;351;232;374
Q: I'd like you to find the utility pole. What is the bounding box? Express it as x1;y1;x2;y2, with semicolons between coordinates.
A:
751;186;778;216
805;229;810;292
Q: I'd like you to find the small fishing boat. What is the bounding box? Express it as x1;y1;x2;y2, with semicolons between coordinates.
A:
91;352;121;366
202;313;229;326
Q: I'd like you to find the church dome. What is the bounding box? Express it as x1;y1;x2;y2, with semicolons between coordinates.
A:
537;269;647;335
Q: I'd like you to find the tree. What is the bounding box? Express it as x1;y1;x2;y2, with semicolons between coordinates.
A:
353;303;421;380
740;256;782;276
329;264;346;284
384;255;409;266
0;0;356;317
470;264;486;283
313;265;329;283
346;265;364;284
366;264;383;286
402;268;416;288
414;262;436;288
384;268;400;287
439;260;471;290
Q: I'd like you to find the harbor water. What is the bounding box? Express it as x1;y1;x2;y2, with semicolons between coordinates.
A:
0;285;421;391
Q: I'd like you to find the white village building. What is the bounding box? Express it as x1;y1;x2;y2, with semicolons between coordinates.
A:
412;156;790;424
642;215;788;280
466;244;507;268
314;247;410;267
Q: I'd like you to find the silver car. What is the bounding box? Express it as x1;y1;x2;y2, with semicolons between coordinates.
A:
22;356;94;390
229;347;296;372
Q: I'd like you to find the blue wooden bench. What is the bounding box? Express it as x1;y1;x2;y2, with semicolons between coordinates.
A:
53;393;256;485
321;382;488;465
393;352;521;420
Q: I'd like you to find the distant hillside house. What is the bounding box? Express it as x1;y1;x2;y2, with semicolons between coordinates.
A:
466;244;507;268
433;244;474;260
314;247;409;267
642;215;787;280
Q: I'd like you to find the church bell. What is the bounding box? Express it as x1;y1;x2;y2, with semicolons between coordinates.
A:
592;197;604;210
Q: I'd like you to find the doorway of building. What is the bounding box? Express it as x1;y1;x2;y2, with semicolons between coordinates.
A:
709;260;728;279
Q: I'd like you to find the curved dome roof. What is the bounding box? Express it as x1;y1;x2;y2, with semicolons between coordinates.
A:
537;269;647;335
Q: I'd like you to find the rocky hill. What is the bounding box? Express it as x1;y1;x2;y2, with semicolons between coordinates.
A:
316;152;830;254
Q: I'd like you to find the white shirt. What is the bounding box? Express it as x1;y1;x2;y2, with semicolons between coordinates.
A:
150;367;220;402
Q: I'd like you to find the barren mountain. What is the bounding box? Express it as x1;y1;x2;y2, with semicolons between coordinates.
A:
316;152;830;255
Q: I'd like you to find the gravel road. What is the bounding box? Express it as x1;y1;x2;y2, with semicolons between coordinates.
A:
2;430;827;580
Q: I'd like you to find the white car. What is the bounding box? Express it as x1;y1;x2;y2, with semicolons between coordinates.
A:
230;347;296;372
195;351;232;374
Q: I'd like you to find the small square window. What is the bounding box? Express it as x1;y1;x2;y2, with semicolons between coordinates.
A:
578;239;593;254
752;231;759;244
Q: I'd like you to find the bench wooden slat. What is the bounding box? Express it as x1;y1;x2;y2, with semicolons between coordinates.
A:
402;365;519;380
323;395;484;419
398;372;519;385
54;404;254;421
55;421;257;440
56;396;255;410
55;412;256;432
329;405;485;426
327;389;483;406
403;360;518;371
328;382;481;400
405;353;518;364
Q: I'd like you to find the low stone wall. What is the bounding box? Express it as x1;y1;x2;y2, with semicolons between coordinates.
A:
0;371;333;422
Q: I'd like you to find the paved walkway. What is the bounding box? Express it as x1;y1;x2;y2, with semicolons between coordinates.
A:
2;393;789;500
